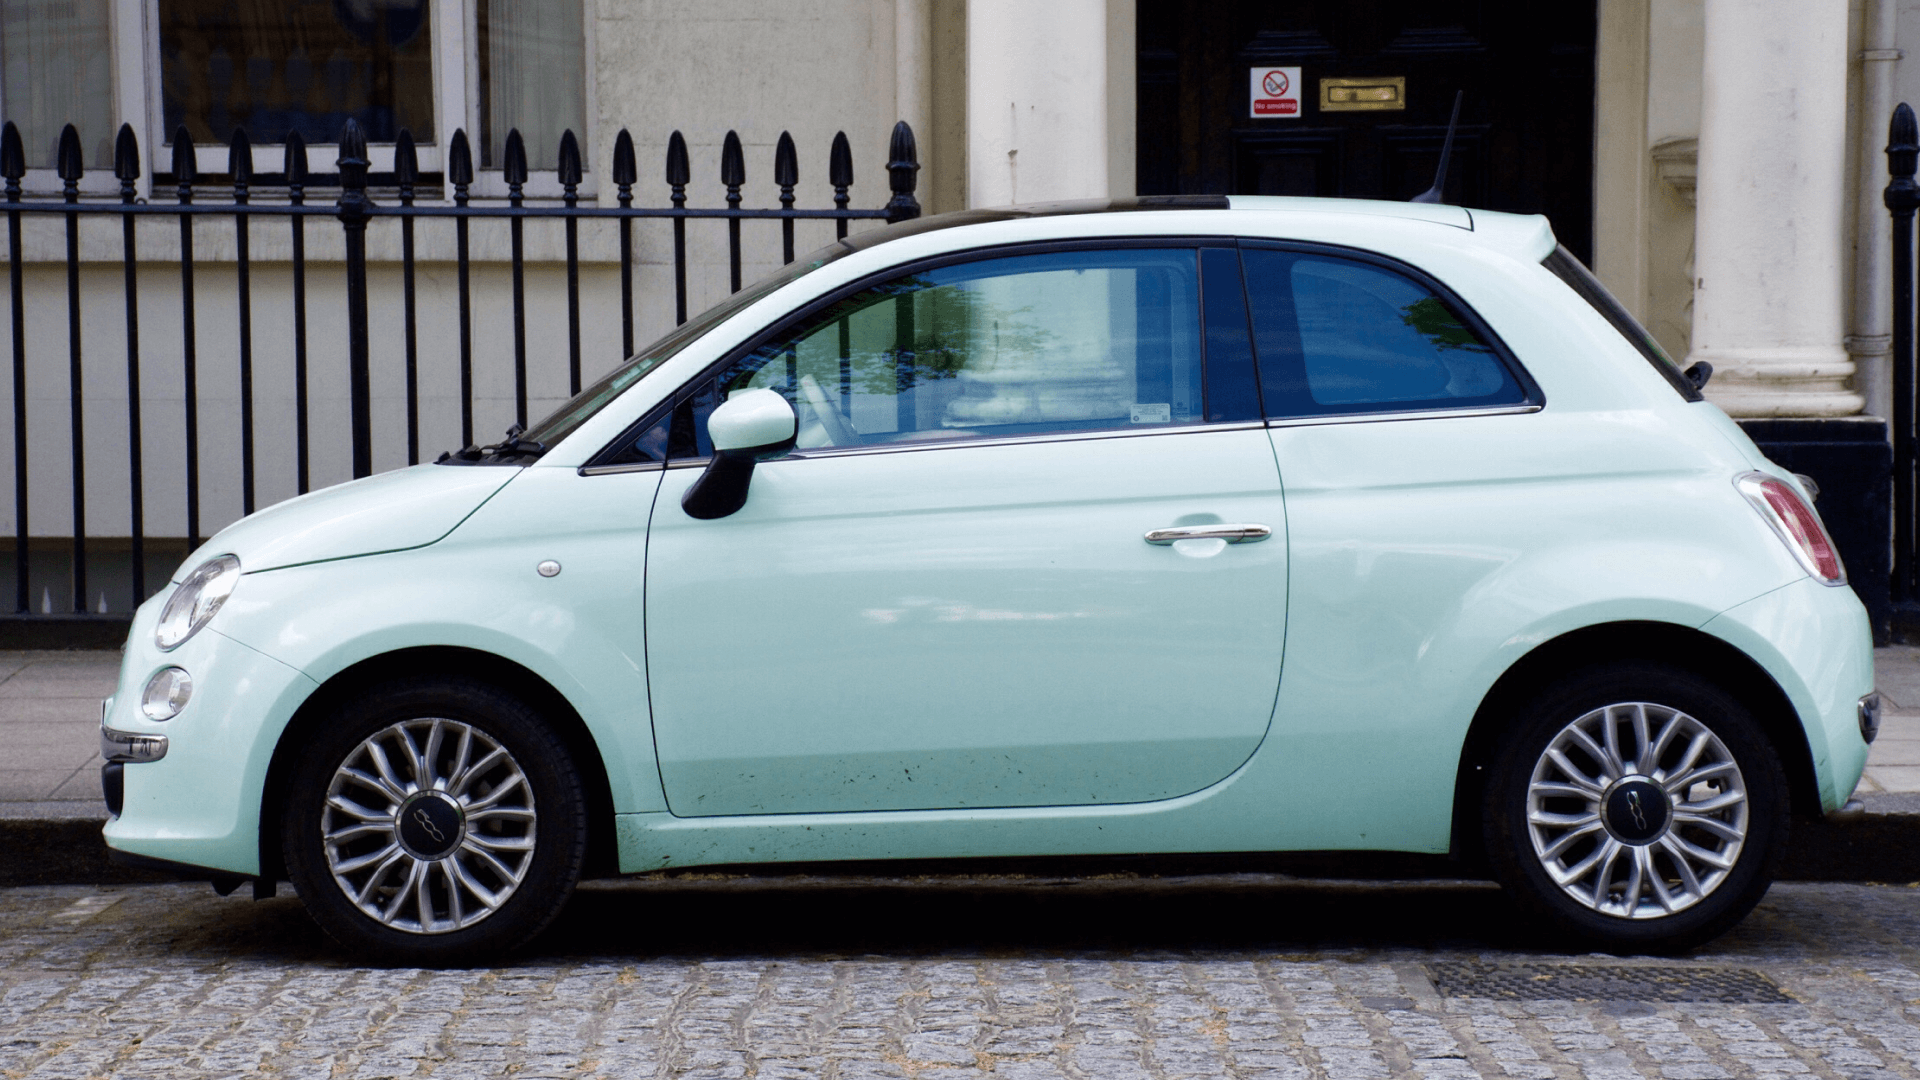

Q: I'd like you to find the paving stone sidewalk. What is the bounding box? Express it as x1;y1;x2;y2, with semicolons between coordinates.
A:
3;876;1920;1078
5;648;1917;821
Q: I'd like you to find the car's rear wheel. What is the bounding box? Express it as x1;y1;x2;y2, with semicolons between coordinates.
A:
282;677;587;964
1483;662;1789;952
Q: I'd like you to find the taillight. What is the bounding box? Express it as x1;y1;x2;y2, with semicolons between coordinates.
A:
1734;472;1845;586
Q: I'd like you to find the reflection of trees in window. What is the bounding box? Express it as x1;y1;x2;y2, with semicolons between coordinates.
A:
1398;296;1489;353
727;276;1058;399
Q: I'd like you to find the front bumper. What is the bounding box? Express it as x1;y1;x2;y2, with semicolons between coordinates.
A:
100;595;318;877
1700;575;1876;814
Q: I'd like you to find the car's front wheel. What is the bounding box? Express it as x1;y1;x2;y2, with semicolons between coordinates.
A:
1483;662;1789;953
282;676;587;964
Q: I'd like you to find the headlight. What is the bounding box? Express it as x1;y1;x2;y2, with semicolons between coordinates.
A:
155;555;242;650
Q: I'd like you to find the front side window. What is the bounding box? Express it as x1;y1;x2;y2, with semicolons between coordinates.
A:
604;247;1209;464
1243;246;1528;418
159;0;435;145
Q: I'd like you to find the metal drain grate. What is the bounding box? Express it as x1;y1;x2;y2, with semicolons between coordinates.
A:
1426;961;1792;1004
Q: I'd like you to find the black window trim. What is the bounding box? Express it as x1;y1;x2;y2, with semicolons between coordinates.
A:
582;235;1248;473
1236;237;1546;423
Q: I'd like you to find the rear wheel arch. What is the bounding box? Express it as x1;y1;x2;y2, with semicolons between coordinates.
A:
1450;621;1816;871
259;646;619;886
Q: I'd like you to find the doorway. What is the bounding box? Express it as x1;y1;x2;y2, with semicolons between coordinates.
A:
1136;1;1597;263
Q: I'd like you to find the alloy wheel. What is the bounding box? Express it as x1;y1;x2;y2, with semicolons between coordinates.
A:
321;717;538;935
1525;701;1748;920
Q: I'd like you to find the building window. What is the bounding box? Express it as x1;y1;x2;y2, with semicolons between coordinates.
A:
476;0;585;171
0;0;115;167
158;0;436;145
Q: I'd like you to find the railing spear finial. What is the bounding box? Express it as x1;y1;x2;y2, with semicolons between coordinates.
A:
558;129;582;208
228;127;252;205
113;124;139;203
56;125;83;202
503;128;527;207
886;120;921;224
0;122;23;201
395;129;418;207
613;128;636;207
171;127;196;205
449;128;473;206
829;131;852;239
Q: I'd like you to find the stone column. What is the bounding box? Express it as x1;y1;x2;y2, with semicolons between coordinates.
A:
1688;0;1860;417
966;0;1108;207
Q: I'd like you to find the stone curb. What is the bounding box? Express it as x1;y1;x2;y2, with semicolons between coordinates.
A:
3;804;1916;890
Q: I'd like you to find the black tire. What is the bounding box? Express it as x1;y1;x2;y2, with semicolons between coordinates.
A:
282;676;587;965
1482;661;1789;953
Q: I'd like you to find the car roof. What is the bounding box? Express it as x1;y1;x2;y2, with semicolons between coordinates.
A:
837;195;1555;264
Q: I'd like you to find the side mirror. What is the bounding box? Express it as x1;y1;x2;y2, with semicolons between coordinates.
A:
682;388;797;520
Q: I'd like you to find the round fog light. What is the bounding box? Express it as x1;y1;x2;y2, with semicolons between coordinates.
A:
141;667;193;721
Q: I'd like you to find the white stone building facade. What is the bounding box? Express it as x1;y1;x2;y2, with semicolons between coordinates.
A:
0;0;1913;617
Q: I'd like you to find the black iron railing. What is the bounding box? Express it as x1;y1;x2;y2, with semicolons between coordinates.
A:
1887;103;1917;610
0;117;921;617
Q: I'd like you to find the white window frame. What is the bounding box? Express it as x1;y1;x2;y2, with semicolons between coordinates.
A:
3;0;594;201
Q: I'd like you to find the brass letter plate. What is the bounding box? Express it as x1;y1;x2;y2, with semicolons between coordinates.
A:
1320;76;1407;112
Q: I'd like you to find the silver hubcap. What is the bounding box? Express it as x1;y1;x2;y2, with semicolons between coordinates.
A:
322;718;537;935
1526;702;1748;920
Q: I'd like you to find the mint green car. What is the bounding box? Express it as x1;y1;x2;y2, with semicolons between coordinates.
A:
100;197;1877;962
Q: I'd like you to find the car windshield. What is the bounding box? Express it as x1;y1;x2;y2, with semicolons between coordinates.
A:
519;240;855;450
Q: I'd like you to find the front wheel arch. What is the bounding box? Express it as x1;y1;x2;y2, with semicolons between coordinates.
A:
1450;621;1815;874
259;646;619;888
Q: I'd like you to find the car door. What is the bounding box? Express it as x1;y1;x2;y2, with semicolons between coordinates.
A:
625;242;1290;816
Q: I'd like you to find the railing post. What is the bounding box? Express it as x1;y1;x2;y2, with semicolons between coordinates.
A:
336;119;373;479
3;123;26;612
613;129;637;357
450;130;475;448
886;121;922;225
114;124;144;605
396;130;420;466
775;131;798;265
1887;102;1919;606
667;131;690;324
829;132;853;241
558;130;583;395
286;132;311;494
722;130;745;293
57;126;86;612
173;128;201;551
229;127;255;515
504;129;529;428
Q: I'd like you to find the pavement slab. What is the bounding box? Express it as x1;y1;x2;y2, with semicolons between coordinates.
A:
0;878;1919;1079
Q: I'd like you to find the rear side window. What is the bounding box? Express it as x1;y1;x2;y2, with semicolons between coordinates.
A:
1241;246;1530;418
1541;245;1701;402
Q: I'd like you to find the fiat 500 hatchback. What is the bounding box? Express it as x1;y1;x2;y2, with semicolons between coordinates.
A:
101;197;1876;963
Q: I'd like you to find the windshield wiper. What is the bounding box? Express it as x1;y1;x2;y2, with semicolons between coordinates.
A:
437;423;548;465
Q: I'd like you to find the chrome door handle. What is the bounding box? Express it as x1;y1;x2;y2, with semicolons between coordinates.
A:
1144;523;1272;545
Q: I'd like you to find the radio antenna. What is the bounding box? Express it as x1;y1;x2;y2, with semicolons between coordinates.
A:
1411;91;1464;204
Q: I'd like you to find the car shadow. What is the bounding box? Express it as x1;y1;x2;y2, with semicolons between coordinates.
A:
531;876;1544;960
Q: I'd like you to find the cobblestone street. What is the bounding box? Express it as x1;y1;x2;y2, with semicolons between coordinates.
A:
2;876;1919;1078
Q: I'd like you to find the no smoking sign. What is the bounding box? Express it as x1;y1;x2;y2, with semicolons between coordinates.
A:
1250;66;1301;118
